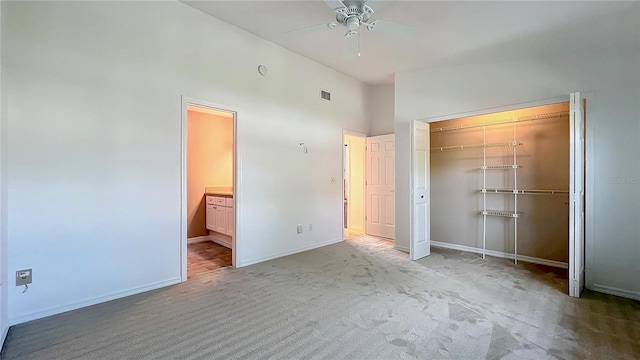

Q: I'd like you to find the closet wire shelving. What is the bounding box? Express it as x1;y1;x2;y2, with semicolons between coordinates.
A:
430;110;570;264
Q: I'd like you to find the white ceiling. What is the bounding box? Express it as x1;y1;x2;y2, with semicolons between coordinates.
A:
182;0;639;84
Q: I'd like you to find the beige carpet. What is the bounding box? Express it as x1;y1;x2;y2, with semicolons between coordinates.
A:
2;236;638;359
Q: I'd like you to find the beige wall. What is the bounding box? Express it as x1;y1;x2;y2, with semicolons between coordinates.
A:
187;110;233;238
345;134;365;233
430;102;570;262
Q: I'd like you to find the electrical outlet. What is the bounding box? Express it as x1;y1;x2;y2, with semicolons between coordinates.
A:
309;224;313;231
16;269;32;286
296;224;303;234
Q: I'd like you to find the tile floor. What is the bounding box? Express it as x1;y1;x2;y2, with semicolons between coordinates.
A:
187;241;231;278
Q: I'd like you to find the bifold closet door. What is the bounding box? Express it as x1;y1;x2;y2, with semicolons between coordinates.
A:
411;121;430;260
569;92;586;298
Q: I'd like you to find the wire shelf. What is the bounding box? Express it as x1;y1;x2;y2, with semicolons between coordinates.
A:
481;210;522;218
480;165;521;170
431;141;522;152
480;188;569;196
430;111;569;133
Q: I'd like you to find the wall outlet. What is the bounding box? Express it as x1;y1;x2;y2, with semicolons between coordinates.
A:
296;224;303;234
16;269;32;286
308;224;313;231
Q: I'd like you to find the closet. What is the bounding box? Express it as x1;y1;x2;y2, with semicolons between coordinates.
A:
429;102;571;267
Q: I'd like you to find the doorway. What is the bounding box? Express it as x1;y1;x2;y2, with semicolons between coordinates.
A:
181;98;238;281
410;93;586;298
343;131;366;239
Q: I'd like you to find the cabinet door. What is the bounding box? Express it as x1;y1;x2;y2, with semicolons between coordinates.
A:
206;205;216;231
225;207;234;236
215;206;227;234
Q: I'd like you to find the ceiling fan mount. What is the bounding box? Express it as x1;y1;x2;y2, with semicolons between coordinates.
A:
333;1;375;34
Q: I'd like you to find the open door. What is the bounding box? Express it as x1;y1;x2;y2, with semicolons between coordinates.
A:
569;92;586;297
366;134;395;239
411;120;430;260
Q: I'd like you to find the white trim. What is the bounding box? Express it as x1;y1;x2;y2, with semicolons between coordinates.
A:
187;235;211;244
590;284;640;301
8;278;181;326
209;232;232;249
0;324;8;354
394;245;409;253
239;238;343;267
181;96;240;279
430;241;568;269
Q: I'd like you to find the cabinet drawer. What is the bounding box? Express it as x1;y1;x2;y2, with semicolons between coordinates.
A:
214;197;226;206
206;196;216;205
225;198;234;207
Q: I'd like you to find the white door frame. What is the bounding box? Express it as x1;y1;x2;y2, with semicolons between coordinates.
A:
342;129;367;239
410;95;590;287
181;96;240;281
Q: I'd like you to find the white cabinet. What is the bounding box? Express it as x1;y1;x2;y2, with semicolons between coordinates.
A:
205;195;234;237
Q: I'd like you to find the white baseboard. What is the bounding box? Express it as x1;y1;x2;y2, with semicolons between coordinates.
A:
430;241;568;269
209;232;232;249
8;277;181;326
590;284;640;301
239;238;343;267
187;235;211;244
394;245;409;253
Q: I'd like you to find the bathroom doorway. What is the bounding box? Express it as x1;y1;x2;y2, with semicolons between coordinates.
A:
343;131;366;239
181;98;237;280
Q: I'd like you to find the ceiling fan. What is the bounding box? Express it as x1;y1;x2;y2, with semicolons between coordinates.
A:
286;0;416;57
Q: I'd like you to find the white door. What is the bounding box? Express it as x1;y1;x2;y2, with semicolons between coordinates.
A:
411;121;430;260
366;134;395;239
206;205;216;231
215;207;226;234
569;92;586;298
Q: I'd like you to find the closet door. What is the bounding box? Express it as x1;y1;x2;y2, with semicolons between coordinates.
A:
411;120;430;260
569;92;586;298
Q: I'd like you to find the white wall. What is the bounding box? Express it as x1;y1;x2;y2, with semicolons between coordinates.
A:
396;57;640;298
367;84;394;136
2;1;368;324
0;0;8;347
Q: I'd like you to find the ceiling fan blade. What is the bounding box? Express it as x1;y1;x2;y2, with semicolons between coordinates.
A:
343;31;360;58
366;19;419;39
323;0;347;11
366;0;389;12
285;22;338;34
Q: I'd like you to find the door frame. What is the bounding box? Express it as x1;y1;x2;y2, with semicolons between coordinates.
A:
410;94;591;289
342;130;367;239
181;96;240;281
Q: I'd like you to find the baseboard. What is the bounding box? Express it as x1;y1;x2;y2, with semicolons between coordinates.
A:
187;235;211;244
239;238;343;267
8;277;181;326
209;232;232;249
430;241;568;269
394;245;409;253
590;284;640;301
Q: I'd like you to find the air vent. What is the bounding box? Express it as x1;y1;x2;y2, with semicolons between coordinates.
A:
321;90;331;101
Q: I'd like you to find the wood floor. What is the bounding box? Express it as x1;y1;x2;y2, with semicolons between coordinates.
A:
187;241;231;278
344;228;364;239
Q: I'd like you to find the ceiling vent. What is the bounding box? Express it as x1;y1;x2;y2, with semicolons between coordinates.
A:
321;90;331;101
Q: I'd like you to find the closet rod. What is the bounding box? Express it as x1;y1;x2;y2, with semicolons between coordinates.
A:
430;111;569;133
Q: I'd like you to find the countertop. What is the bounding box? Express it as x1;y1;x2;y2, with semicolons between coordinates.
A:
205;187;233;196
